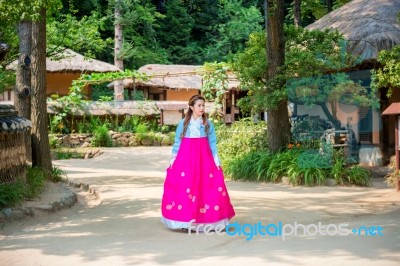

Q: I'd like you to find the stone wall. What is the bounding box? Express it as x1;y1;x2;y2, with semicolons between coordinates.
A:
50;131;174;148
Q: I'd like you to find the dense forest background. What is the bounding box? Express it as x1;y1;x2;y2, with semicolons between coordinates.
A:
1;0;351;70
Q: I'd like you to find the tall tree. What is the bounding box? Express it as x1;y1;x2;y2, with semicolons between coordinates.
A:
15;21;32;161
265;0;290;152
113;0;124;100
30;6;52;176
293;0;301;27
326;0;333;12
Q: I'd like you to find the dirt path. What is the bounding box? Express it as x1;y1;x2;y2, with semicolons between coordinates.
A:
1;147;399;266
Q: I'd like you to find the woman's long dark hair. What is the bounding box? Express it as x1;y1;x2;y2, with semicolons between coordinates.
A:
180;95;209;138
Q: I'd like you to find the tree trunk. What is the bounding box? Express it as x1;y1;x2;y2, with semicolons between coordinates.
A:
31;7;52;177
114;0;124;101
15;20;32;163
319;103;341;129
293;0;301;27
326;0;333;12
266;0;291;152
292;0;301;117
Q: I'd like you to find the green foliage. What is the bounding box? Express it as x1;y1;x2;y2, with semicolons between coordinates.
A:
51;166;66;182
286;72;379;110
49;84;85;134
233;25;378;113
201;62;231;121
156;0;199;64
371;45;400;98
227;151;270;181
0;68;15;94
25;167;46;199
47;11;111;57
225;137;370;187
331;149;346;183
287;159;329;186
116;0;170;69
0;166;48;208
92;124;112;147
217;118;268;175
286;0;352;26
55;150;84;160
291;116;331;143
343;165;371;186
0;179;25;208
135;123;149;134
203;0;263;62
232;31;267;113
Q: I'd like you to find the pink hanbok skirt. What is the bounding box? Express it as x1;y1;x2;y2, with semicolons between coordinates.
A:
161;137;235;230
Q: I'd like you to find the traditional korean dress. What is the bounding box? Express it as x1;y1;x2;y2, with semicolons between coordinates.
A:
161;116;235;230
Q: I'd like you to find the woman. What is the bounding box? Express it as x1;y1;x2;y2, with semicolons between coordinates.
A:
161;94;235;231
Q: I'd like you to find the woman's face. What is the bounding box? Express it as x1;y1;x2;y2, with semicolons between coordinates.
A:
190;99;205;119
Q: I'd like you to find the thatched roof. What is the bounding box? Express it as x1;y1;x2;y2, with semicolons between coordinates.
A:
306;0;400;62
47;100;214;116
108;64;240;90
7;49;121;73
0;104;32;133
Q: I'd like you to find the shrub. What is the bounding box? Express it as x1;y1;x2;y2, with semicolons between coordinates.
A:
0;166;48;208
135;123;149;134
92;124;113;147
0;179;25;208
343;165;371;186
217;118;267;171
227;151;268;181
51;166;67;183
25;167;46;199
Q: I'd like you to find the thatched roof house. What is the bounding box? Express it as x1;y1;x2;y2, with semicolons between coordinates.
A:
7;49;121;73
136;64;239;90
302;0;400;165
306;0;400;64
0;104;32;184
3;49;121;100
107;64;240;101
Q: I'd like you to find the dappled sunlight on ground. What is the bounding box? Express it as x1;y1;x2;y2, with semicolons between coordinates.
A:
1;147;400;265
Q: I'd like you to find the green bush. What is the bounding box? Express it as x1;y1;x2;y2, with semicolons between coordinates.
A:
331;149;346;184
343;165;371;186
217;118;268;170
49;135;60;149
0;179;25;208
92;124;113;147
135;123;149;133
227;151;266;181
25;167;46;199
51;166;67;183
0;166;47;208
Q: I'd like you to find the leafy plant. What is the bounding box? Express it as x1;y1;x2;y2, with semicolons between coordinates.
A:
331;148;346;184
135;123;149;134
267;150;300;182
343;165;371;186
0;179;25;208
201;62;231;121
51;166;67;183
25;167;46;199
371;45;400;98
92;124;112;147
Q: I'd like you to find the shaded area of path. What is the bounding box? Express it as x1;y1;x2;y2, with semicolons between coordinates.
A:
1;147;399;266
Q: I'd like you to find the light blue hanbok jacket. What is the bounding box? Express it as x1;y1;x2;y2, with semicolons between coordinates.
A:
170;117;220;166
